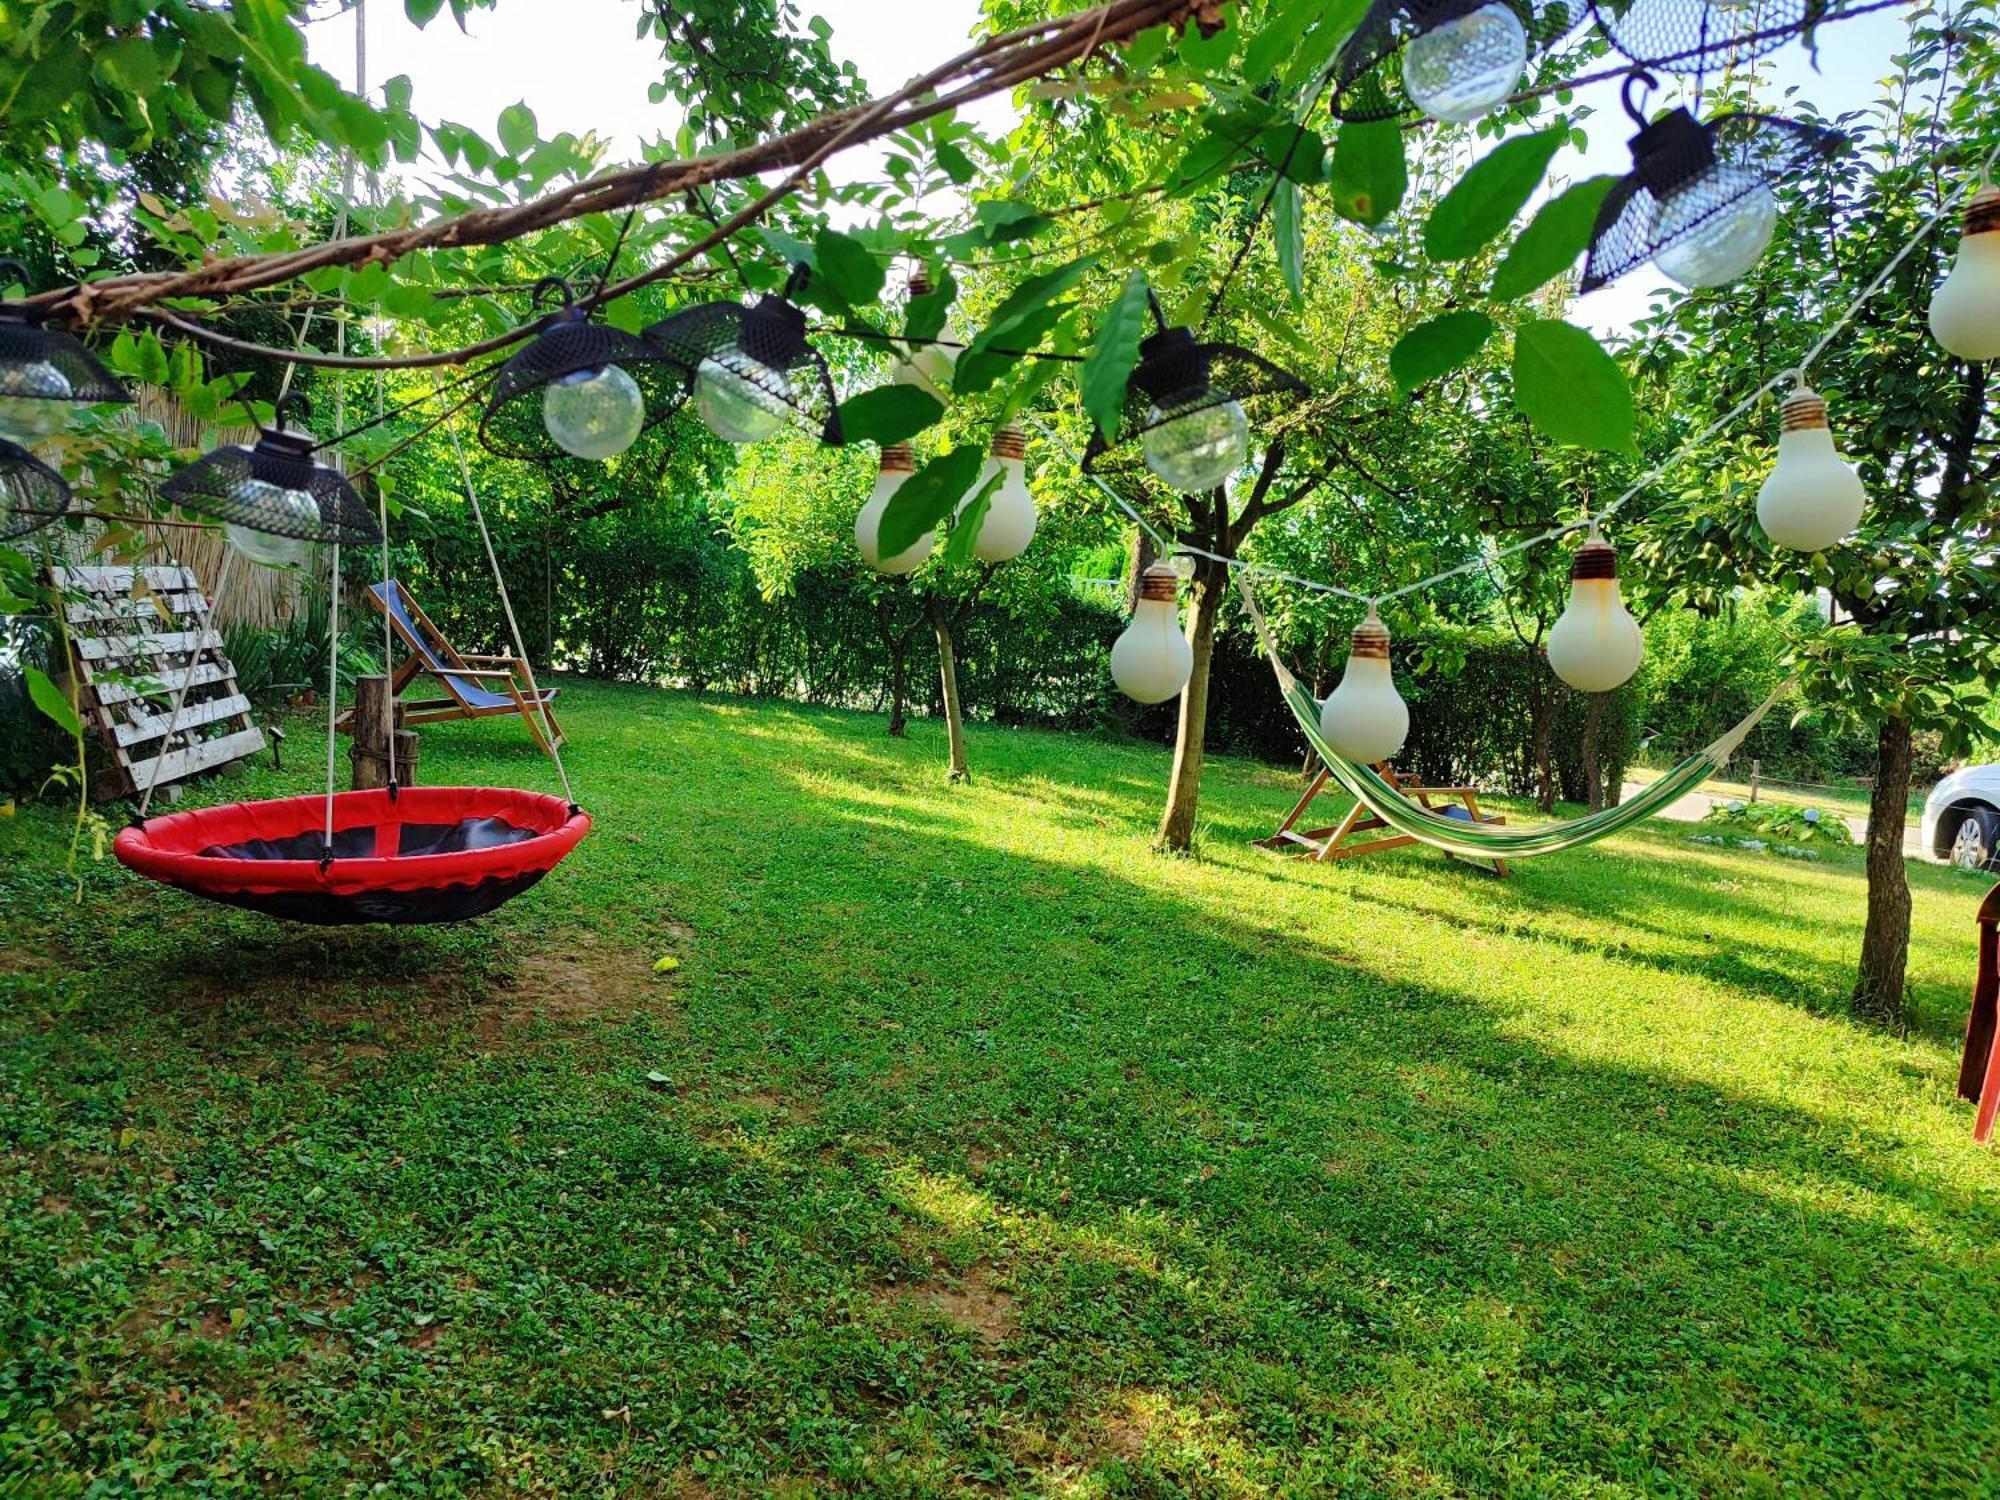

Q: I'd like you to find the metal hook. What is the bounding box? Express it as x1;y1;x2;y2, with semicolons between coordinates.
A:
530;276;575;312
273;390;312;432
1621;70;1659;131
783;262;812;300
1144;285;1168;333
0;257;32;297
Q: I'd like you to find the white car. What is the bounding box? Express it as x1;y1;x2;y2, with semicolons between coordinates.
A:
1921;766;2000;870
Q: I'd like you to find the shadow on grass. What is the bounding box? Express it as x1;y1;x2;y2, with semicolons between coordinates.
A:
5;679;1997;1495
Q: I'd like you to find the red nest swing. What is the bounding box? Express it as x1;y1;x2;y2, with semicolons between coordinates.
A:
117;399;593;927
115;786;590;926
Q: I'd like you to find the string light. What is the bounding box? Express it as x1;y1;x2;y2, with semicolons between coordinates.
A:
1930;182;2000;361
1110;562;1194;703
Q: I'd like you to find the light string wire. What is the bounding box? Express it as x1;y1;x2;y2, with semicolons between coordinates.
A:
1034;135;2000;612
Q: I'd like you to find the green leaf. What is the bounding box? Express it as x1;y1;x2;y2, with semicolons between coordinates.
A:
878;444;985;558
954;304;1065;396
1490;175;1620;301
1424;128;1567;263
972;200;1048;244
1082;272;1151;443
943;469;1004;568
25;666;82;740
496;101;538;156
406;0;447;24
935;140;977;185
958;256;1097;382
1328;119;1406;228
838;384;946;447
1274;178;1305;306
904;267;957;345
1389;310;1495;396
1511;318;1635;455
1245;0;1319;84
812;229;886;311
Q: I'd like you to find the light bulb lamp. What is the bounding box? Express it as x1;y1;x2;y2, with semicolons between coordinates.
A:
1581;77;1845;293
159;396;381;556
1331;0;1581;125
893;264;956;401
963;426;1039;563
1082;293;1307;495
477;277;689;463
1110;562;1195;703
1319;609;1411;767
855;443;935;575
1545;529;1645;693
1755;377;1865;553
1931;183;2000;361
0;438;73;542
643;265;844;447
0;258;131;444
1588;0;1862;74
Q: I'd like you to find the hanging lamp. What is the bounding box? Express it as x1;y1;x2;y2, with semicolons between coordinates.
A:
0;439;72;541
160;396;381;555
1330;0;1582;125
0;258;130;443
1545;527;1645;693
1580;75;1845;293
1589;0;1862;74
478;277;691;463
1082;290;1307;493
894;263;957;401
642;265;844;447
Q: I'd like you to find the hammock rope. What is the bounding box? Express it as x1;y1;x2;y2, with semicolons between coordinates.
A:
1233;572;1789;861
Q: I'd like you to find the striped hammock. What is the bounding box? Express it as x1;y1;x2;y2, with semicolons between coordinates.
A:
1236;575;1787;861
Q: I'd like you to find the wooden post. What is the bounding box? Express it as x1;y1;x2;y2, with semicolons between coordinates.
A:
348;673;417;790
1749;758;1761;804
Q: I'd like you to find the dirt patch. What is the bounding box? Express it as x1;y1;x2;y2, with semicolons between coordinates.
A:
880;1262;1017;1343
479;947;646;1039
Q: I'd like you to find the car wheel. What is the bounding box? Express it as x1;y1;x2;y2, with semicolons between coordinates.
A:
1948;808;2000;871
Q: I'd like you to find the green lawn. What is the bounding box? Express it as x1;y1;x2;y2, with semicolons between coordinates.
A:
4;678;1999;1497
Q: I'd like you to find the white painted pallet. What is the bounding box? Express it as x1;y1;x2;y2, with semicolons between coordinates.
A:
51;562;267;798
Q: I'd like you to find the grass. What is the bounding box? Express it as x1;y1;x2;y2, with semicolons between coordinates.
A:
3;677;1999;1497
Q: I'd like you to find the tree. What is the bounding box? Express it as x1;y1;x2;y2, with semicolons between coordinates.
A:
1627;12;2000;1029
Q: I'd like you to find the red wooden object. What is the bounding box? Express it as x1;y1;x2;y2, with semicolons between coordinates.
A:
1958;883;2000;1142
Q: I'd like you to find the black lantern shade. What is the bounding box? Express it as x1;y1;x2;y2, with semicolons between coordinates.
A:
0;439;72;542
478;278;692;462
160;418;380;545
1330;0;1583;125
1581;102;1845;292
643;282;844;447
1082;323;1308;479
0;258;130;443
1589;0;1861;73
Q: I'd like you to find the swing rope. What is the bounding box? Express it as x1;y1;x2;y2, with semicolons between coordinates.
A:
322;540;342;864
439;381;576;808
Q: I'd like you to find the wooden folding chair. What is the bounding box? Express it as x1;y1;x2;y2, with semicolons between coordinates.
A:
339;581;564;753
1254;763;1509;878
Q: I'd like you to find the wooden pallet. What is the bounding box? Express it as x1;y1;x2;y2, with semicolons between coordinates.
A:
51;563;267;799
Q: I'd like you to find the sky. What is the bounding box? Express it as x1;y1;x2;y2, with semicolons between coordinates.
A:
310;0;1923;336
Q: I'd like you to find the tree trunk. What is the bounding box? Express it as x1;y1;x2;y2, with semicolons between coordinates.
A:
1156;558;1225;853
1581;693;1606;812
1852;715;1913;1031
887;640;911;738
929;595;969;783
1530;669;1562;813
